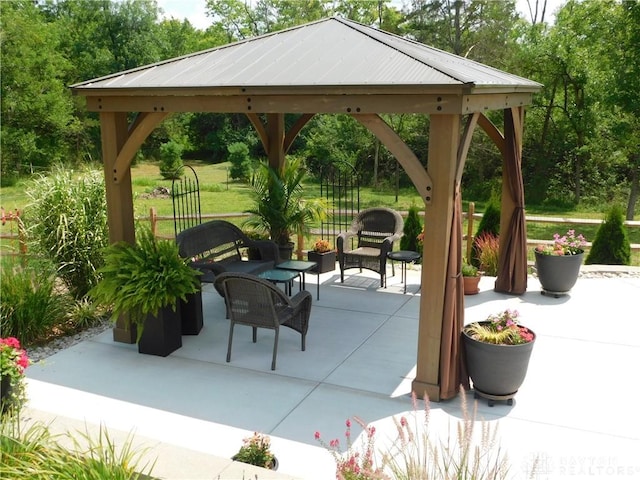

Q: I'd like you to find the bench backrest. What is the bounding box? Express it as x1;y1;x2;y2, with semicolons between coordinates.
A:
176;220;248;264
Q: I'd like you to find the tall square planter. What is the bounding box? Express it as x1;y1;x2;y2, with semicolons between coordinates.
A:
180;290;203;335
138;304;182;357
308;251;336;273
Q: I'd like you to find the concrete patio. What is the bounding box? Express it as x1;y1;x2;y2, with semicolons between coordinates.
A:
24;265;640;479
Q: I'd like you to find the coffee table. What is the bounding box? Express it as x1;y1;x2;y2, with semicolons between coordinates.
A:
276;260;320;300
257;269;299;296
387;250;421;294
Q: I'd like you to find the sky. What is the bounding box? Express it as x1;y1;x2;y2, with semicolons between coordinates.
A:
155;0;566;30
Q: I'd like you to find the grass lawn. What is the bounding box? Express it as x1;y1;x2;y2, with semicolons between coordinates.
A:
1;160;639;264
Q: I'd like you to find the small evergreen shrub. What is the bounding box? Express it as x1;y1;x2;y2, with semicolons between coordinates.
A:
159;140;184;180
26;166;109;299
585;205;631;265
400;204;422;252
227;142;251;181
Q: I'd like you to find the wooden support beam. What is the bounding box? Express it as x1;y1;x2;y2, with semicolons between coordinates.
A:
412;114;461;402
266;113;285;171
100;112;137;344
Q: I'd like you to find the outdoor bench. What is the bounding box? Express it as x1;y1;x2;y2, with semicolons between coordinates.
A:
176;220;279;295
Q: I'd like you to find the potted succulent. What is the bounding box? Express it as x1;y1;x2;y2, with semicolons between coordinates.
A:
243;158;328;261
534;229;586;297
307;238;336;273
462;309;536;406
90;228;201;356
0;337;30;415
232;432;278;470
462;262;482;295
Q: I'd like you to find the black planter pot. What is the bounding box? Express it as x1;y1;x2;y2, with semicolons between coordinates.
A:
1;375;12;415
307;251;336;273
278;242;294;261
462;323;536;406
138;304;182;356
180;290;203;335
534;250;584;296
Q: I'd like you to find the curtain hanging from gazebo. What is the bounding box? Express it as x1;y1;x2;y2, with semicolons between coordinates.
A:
495;107;528;294
439;184;469;399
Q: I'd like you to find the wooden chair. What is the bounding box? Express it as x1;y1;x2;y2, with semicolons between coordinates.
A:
214;272;312;370
337;207;404;287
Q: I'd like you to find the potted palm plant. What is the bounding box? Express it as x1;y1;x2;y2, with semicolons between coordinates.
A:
243;158;327;261
89;228;201;356
462;309;536;406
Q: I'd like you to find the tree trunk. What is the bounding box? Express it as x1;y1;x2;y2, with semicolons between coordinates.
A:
627;153;639;220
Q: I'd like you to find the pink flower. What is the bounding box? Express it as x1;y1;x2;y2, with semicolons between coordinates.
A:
345;419;351;428
314;431;320;440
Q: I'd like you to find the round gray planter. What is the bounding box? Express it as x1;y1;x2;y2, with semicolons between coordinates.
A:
462;323;536;405
534;250;584;296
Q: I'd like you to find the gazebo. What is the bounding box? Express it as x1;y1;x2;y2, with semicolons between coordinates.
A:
71;17;542;401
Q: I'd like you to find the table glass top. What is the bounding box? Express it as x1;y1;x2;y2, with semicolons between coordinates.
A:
258;269;299;282
276;260;317;272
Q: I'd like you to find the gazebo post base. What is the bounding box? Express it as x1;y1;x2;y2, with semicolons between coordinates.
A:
411;380;440;402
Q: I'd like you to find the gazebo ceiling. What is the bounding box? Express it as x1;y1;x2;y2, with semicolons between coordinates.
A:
71;16;541;115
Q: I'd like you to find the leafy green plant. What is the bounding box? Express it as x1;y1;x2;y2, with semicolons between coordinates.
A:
0;419;155;479
227;142;252;181
586;205;631;265
462;262;479;277
232;432;275;469
0;256;72;344
400;204;422;252
243;157;328;246
89;228;200;339
25;166;109;299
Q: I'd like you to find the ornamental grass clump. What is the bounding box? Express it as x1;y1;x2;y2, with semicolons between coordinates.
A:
465;309;534;345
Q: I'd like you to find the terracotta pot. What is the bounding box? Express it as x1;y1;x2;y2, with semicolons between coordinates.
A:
463;275;481;295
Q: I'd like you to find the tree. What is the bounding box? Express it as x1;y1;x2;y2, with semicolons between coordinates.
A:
400;204;423;252
159;141;184;180
586;205;631;266
227;142;252;181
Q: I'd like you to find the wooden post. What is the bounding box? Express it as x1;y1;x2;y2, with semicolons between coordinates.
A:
412;114;460;402
150;207;158;236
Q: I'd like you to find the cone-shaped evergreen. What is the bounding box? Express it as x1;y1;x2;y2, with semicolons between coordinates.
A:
585;205;631;265
400;204;422;252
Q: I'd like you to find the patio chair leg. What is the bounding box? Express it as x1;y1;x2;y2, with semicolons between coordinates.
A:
227;322;235;363
301;332;306;351
271;329;279;370
252;326;257;343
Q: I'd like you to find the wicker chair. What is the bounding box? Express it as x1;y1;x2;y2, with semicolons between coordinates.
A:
337;207;404;287
214;272;312;370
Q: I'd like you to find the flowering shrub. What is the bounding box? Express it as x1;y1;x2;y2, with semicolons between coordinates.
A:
535;229;586;256
315;418;384;479
464;309;535;345
232;432;275;469
1;337;30;412
416;228;424;251
312;238;332;253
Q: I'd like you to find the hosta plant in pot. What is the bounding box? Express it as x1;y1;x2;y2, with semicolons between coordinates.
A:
89;228;201;357
307;238;336;273
0;337;30;415
232;432;278;470
534;229;586;297
462;309;535;406
462;262;481;295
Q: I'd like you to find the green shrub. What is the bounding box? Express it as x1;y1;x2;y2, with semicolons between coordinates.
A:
159;140;184;180
400;204;422;252
26;166;109;299
586;205;631;265
227;142;251;181
0;257;72;344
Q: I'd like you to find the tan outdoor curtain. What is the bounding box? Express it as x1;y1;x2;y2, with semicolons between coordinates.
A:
439;184;469;399
495;107;528;294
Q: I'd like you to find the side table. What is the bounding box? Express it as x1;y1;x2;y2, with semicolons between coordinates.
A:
387;250;421;294
276;260;320;300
